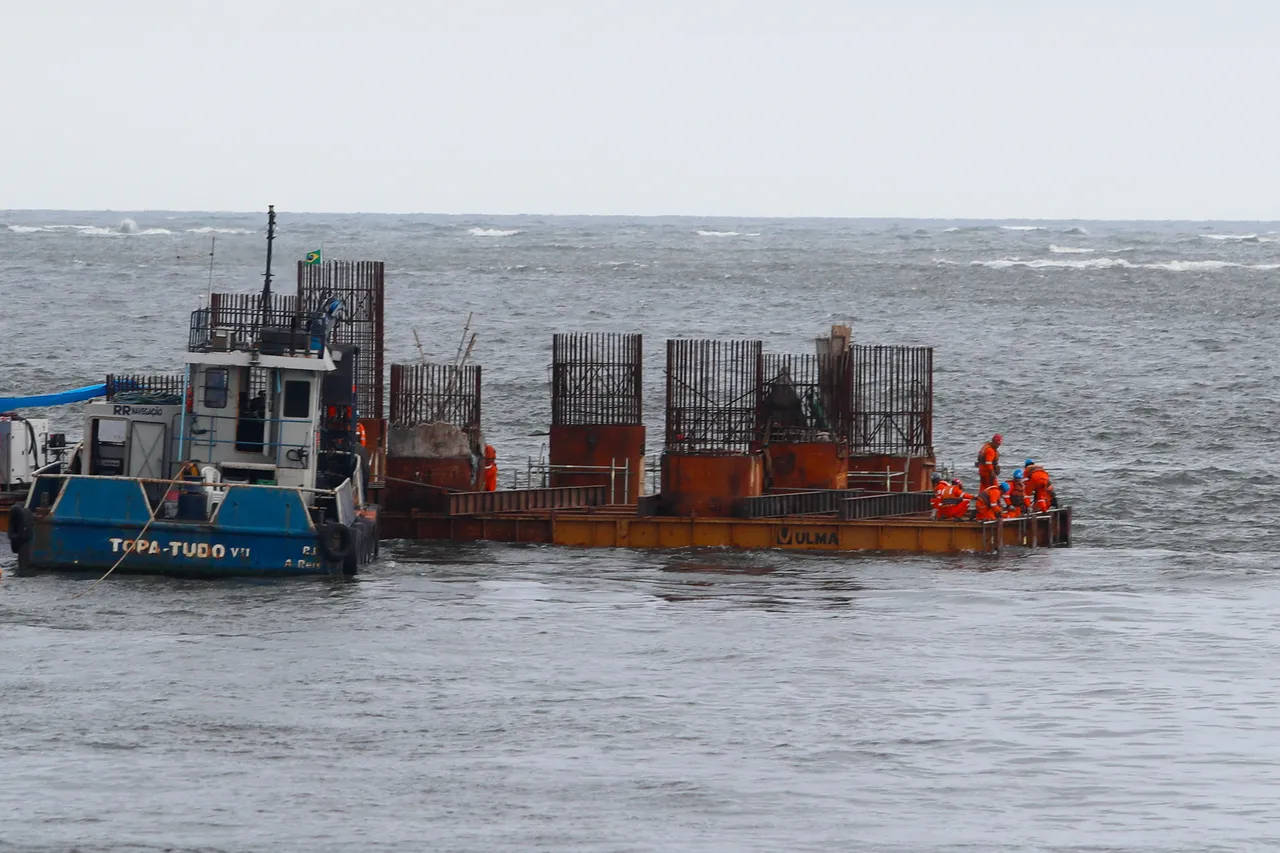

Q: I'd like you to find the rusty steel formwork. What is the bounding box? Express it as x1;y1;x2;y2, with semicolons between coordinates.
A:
105;373;187;400
665;339;763;454
552;332;643;426
736;489;868;519
389;363;482;432
838;490;934;520
759;351;853;443
447;485;607;516
847;345;934;456
297;261;385;419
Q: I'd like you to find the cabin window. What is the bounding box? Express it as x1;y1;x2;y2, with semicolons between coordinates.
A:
203;368;229;409
283;380;311;419
97;418;128;445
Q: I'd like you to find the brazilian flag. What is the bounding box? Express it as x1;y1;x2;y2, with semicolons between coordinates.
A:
304;249;323;265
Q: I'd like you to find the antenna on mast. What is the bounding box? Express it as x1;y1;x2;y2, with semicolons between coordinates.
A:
261;205;276;325
205;236;216;305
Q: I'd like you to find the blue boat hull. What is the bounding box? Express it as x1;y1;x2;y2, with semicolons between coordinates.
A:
12;476;377;578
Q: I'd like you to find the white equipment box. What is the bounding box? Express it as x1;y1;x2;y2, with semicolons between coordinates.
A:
0;417;50;488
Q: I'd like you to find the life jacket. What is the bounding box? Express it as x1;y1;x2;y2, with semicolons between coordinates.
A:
1026;466;1051;492
976;441;999;468
1005;479;1028;508
938;484;971;518
482;461;498;491
975;485;1003;520
932;481;949;509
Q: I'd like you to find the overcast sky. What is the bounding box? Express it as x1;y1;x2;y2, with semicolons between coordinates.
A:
2;1;1276;218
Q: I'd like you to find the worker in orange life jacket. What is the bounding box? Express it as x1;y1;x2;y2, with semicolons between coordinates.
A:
937;478;972;520
930;473;949;517
974;482;1006;521
1022;458;1055;512
1002;470;1030;518
482;445;498;491
976;434;1002;490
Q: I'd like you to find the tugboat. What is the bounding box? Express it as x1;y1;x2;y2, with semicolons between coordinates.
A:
7;207;379;577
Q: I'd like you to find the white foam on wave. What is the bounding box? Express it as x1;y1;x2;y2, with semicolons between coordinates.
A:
1000;225;1047;231
187;226;253;235
469;227;521;237
1200;233;1262;242
697;230;742;237
955;256;1280;272
7;225;44;233
1049;244;1095;254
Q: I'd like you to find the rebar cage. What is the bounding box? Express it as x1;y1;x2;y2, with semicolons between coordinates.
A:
297;261;386;420
105;373;187;401
389;363;482;432
847;345;933;456
551;333;643;426
759;351;853;443
665;339;763;454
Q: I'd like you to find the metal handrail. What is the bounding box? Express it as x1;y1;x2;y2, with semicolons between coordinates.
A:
33;472;341;496
180;412;313;469
510;458;632;504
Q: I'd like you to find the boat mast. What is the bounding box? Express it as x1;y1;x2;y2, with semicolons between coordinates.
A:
261;204;276;326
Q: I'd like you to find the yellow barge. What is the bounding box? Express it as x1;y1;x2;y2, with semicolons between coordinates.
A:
381;503;1071;555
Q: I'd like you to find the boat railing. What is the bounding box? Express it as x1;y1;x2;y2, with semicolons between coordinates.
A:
187;293;331;358
181;413;314;470
30;472;342;496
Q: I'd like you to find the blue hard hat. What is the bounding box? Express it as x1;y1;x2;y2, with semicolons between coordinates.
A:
1000;482;1010;492
1013;468;1025;479
1024;458;1034;467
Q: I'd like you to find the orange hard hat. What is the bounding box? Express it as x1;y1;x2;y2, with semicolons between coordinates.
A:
484;445;496;459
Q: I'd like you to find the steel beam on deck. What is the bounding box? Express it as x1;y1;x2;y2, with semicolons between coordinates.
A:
736;489;867;519
838;490;933;520
447;485;608;516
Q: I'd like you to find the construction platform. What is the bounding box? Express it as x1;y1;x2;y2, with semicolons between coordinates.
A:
379;486;1072;555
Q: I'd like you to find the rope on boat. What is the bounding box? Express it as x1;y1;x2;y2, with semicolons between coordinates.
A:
74;466;194;598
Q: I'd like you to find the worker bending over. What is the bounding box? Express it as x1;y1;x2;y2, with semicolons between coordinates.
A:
1002;470;1031;518
938;478;972;520
1022;458;1056;512
930;473;949;518
974;481;1007;521
976;434;1002;490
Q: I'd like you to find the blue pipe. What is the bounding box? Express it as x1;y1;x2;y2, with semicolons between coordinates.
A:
0;383;106;411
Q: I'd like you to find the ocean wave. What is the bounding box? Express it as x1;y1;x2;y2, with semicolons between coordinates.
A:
7;219;176;236
1000;225;1047;231
1061;226;1090;235
956;256;1280;272
697;230;742;237
186;226;253;235
1199;233;1263;243
468;227;521;237
1049;244;1094;254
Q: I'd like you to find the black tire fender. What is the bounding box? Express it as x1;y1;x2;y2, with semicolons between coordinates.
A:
317;522;352;563
8;504;34;552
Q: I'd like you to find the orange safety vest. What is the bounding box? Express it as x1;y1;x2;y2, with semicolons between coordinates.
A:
1004;479;1028;512
482;461;498;491
976;442;999;469
975;486;1003;521
938;483;971;518
932;481;949;510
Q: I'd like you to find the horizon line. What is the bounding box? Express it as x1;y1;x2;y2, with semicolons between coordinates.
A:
3;208;1280;224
